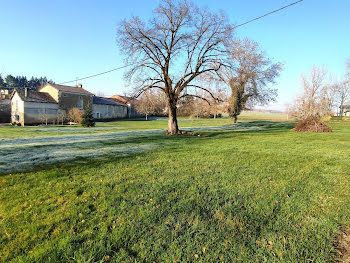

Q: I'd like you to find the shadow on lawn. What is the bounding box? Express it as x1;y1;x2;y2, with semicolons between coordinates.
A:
1;121;294;177
198;121;295;139
236;120;294;130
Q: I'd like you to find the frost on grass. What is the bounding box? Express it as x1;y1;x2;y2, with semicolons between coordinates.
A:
0;123;266;174
0;130;164;174
0;129;163;149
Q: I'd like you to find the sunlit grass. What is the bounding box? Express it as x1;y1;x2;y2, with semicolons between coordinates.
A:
0;120;269;174
0;117;235;139
0;113;287;140
1;119;349;262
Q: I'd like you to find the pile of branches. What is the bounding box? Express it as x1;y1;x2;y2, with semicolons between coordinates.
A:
293;116;332;133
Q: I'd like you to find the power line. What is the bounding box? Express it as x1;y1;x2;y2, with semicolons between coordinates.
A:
233;0;304;29
58;61;147;85
59;0;304;85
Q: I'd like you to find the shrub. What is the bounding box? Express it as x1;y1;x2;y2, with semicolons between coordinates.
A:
67;108;82;124
81;106;95;127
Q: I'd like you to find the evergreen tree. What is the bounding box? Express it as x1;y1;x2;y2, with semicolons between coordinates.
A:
0;75;6;89
81;106;95;127
3;74;54;89
5;75;17;87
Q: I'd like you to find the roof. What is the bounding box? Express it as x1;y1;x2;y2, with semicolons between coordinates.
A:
110;95;136;104
11;89;57;104
93;96;127;106
41;83;94;95
107;97;129;106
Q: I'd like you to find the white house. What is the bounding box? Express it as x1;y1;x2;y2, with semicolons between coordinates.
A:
11;84;130;125
11;88;59;124
341;105;350;116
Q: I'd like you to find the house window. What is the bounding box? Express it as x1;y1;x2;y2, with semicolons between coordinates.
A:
78;96;83;109
96;112;101;118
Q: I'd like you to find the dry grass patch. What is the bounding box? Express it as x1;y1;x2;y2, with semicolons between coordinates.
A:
335;227;350;263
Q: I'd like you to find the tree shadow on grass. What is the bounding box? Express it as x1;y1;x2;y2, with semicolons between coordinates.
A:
0;121;295;177
197;121;295;139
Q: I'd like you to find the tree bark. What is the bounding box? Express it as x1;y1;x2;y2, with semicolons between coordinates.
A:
340;100;345;116
233;115;238;124
168;102;179;135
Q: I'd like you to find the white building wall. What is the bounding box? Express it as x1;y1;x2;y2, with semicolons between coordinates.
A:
11;92;25;124
23;102;59;124
92;104;128;119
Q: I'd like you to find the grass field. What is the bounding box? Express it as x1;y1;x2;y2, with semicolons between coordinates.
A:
0;118;235;139
0;118;267;174
239;111;289;121
1;117;349;262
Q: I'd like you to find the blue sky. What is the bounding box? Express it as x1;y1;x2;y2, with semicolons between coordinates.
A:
1;0;349;111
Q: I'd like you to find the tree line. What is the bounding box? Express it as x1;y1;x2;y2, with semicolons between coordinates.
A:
0;74;54;90
291;63;350;119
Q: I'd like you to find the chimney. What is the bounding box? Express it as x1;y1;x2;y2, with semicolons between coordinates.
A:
25;88;28;98
76;84;83;88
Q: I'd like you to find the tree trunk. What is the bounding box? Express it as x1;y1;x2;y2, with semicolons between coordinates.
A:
145;113;148;121
168;102;179;135
340;104;344;116
233;115;238;124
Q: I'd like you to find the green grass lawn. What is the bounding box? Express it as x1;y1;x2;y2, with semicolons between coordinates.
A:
0;117;235;139
238;111;289;121
1;119;349;262
0;111;286;140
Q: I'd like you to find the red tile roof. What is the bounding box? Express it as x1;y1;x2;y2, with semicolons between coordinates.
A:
110;95;137;104
108;97;128;105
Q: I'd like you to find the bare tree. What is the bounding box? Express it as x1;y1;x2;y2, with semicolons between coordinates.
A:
135;90;156;120
192;97;209;119
56;110;66;125
292;66;333;119
118;0;232;134
336;82;350;116
336;59;350;116
223;38;282;123
324;82;339;113
39;109;48;125
152;90;168;116
207;87;226;119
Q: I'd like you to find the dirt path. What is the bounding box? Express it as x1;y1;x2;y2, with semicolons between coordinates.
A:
336;228;350;263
